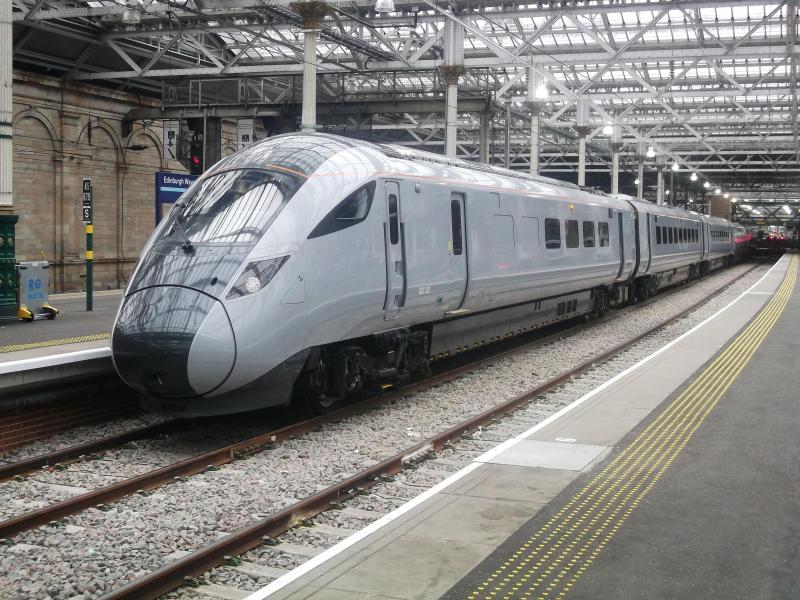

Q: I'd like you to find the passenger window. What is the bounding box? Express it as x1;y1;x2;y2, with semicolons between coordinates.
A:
656;226;662;245
388;193;400;245
599;222;610;247
566;220;579;248
583;221;595;247
545;218;561;249
668;228;674;244
450;195;463;255
308;181;376;239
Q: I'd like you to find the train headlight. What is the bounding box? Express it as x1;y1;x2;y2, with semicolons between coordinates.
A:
227;256;289;299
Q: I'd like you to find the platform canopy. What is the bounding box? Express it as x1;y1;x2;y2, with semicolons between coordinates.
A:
10;0;800;203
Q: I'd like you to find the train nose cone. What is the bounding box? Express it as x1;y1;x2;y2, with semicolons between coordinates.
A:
112;286;235;398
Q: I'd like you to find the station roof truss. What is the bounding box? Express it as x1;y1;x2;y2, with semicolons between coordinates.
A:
733;200;800;225
11;0;800;196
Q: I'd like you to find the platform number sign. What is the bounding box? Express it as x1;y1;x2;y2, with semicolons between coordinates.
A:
82;178;93;224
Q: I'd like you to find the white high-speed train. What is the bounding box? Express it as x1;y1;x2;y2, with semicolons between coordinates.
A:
112;133;745;417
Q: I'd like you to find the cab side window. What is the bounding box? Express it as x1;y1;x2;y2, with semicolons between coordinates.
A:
308;181;376;239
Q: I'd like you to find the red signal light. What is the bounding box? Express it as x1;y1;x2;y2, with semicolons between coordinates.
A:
191;156;201;165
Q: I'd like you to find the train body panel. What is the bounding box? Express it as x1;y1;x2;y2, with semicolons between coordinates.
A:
111;133;745;417
625;199;704;275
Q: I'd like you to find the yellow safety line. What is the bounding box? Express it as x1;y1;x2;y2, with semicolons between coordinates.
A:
467;255;798;600
0;332;110;354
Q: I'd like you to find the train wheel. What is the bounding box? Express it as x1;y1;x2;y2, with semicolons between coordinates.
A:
305;392;338;416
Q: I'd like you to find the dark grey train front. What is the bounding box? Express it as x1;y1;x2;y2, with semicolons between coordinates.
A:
112;133;743;417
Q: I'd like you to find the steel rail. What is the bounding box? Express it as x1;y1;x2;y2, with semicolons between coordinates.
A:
0;263;758;542
0;420;186;482
98;263;762;600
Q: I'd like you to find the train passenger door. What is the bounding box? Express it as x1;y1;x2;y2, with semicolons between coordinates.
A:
383;181;406;320
447;192;469;312
644;213;653;272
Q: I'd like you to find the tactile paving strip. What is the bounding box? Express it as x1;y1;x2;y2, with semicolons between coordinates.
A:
0;332;110;354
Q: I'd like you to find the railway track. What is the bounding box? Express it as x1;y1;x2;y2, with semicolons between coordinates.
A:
0;264;759;547
0;263;761;600
98;263;761;600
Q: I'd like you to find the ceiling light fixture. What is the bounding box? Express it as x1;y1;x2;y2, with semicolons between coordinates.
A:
690;172;698;181
715;188;721;194
646;146;656;158
121;0;141;24
671;163;679;171
375;0;395;13
602;124;614;135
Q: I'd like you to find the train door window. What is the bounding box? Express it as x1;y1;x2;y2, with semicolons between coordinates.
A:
566;220;579;248
545;218;561;249
583;221;595;247
450;194;463;255
599;222;610;247
387;194;400;244
656;226;662;245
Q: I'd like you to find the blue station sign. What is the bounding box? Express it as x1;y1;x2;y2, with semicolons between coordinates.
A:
155;171;199;224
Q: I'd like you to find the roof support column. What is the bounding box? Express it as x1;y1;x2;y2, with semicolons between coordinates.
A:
440;66;465;158
526;67;547;177
636;143;646;199
574;103;590;187
637;162;644;198
656;157;666;205
610;130;623;194
0;0;12;211
292;2;328;133
479;112;490;163
0;0;17;320
440;19;464;159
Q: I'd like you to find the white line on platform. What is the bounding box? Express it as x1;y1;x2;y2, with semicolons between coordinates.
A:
0;346;111;374
244;258;786;600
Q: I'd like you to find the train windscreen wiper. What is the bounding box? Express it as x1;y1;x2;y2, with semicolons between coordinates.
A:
170;204;195;255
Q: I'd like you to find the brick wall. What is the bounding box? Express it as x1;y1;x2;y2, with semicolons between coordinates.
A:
11;71;242;293
0;394;139;453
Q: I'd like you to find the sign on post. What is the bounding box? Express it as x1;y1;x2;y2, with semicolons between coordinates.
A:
82;178;92;224
82;178;93;311
237;119;255;151
163;120;181;161
155;171;199;224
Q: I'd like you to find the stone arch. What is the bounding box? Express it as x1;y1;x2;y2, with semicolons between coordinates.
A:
12;109;59;152
74;117;123;162
12;110;59;275
124;126;163;161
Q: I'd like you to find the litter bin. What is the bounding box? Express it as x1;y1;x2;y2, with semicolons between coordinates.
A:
17;261;59;321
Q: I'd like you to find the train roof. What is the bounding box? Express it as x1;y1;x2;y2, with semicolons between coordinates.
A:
209;132;587;195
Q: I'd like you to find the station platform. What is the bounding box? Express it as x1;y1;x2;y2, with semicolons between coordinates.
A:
249;252;799;600
0;289;119;363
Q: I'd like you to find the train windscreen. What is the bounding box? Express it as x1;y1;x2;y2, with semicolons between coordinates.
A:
159;168;304;251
